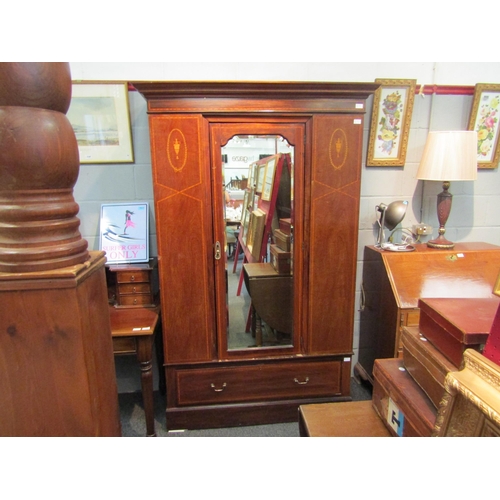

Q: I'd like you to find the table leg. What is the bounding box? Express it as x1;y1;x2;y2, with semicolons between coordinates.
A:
136;336;156;437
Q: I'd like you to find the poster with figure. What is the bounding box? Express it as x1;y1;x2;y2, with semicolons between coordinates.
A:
100;202;149;263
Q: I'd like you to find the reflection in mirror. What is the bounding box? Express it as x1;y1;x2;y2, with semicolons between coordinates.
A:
222;136;294;351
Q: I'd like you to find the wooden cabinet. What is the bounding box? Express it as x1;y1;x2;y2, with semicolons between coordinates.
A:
134;81;378;429
356;243;500;384
106;258;158;307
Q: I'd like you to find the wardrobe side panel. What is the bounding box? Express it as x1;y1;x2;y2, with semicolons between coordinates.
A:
149;115;215;363
308;114;363;354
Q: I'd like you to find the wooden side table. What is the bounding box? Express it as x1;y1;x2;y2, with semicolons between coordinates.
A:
109;306;162;437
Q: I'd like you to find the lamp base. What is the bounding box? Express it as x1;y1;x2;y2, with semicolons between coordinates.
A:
427;235;455;249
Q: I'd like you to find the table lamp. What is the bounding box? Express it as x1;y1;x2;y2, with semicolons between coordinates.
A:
416;131;477;249
376;200;408;247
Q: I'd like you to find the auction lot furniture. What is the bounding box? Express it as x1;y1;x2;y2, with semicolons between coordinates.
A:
135;81;378;429
356;242;500;384
109;305;161;437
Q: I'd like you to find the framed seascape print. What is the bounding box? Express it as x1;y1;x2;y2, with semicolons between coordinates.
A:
100;202;149;264
261;156;277;201
468;83;500;169
367;79;416;167
67;82;134;164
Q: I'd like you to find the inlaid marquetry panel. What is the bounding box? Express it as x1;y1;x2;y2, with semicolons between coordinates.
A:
149;114;215;364
308;115;363;354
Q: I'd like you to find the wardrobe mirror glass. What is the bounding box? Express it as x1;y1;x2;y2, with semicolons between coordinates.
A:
222;135;294;351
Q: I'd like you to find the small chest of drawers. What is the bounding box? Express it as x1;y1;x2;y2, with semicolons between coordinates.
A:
106;258;158;308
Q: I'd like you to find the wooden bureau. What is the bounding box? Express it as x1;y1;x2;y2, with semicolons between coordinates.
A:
356;242;500;384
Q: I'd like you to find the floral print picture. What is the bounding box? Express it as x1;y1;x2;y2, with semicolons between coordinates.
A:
376;89;404;157
469;84;500;169
367;79;416;167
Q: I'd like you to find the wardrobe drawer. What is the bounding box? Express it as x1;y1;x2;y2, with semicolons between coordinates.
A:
117;294;152;306
116;270;150;283
118;283;151;295
174;360;342;406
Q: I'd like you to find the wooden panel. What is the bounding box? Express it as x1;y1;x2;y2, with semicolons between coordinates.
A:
0;252;121;436
174;360;342;406
382;243;500;309
149;114;215;364
308;114;363;354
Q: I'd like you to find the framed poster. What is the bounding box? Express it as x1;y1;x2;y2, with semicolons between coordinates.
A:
100;202;149;264
468;83;500;169
67;82;134;164
367;79;416;167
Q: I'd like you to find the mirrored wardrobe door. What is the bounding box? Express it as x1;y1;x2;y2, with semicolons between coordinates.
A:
210;122;305;358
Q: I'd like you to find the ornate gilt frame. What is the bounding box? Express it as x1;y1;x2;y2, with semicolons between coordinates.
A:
468;83;500;169
367;79;416;167
494;269;500;297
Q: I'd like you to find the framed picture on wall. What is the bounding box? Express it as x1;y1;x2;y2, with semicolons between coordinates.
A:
67;82;134;164
100;202;149;264
468;83;500;169
367;79;416;167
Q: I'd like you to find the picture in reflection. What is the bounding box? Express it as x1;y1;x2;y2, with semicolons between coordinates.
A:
222;136;294;351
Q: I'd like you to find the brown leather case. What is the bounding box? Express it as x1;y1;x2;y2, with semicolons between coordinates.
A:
402;326;457;408
373;357;437;437
418;297;499;367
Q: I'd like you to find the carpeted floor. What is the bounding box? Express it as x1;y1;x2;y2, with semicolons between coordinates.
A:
118;377;373;437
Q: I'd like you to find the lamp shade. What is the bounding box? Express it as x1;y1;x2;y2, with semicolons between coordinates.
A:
416;131;478;181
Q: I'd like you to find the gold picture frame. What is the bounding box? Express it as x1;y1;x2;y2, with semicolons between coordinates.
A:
68;82;134;164
261;156;277;201
246;208;266;261
256;164;266;193
468;83;500;169
367;79;416;167
494;269;500;298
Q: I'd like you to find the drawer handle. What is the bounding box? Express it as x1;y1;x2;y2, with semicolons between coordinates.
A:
210;383;227;392
132;287;136;293
130;275;135;281
294;377;309;385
